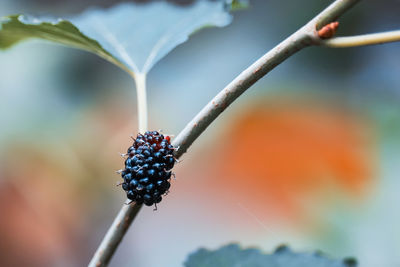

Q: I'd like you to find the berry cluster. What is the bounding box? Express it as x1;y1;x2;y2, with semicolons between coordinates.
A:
120;131;176;207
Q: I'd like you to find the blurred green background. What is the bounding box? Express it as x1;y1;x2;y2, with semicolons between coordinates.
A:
1;0;400;266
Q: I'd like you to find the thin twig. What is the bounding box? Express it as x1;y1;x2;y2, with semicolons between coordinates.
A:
172;0;360;158
88;73;148;267
88;203;142;267
321;30;400;47
89;0;360;266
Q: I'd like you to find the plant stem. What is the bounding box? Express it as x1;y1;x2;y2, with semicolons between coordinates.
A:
172;0;360;158
89;0;360;266
321;30;400;47
88;73;148;267
88;203;142;267
134;73;148;133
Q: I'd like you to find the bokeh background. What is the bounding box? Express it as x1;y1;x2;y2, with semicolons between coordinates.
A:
1;0;400;266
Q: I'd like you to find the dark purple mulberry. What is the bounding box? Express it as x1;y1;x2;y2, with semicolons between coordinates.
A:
121;131;176;207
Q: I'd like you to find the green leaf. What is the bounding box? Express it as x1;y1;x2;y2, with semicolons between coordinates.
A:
0;1;233;75
184;244;357;267
0;15;126;71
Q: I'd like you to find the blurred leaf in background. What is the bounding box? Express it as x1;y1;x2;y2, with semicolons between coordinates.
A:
185;244;356;267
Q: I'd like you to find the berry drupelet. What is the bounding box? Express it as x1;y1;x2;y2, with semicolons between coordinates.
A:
120;131;176;207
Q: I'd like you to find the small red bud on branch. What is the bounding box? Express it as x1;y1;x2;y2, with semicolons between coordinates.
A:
318;21;339;39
